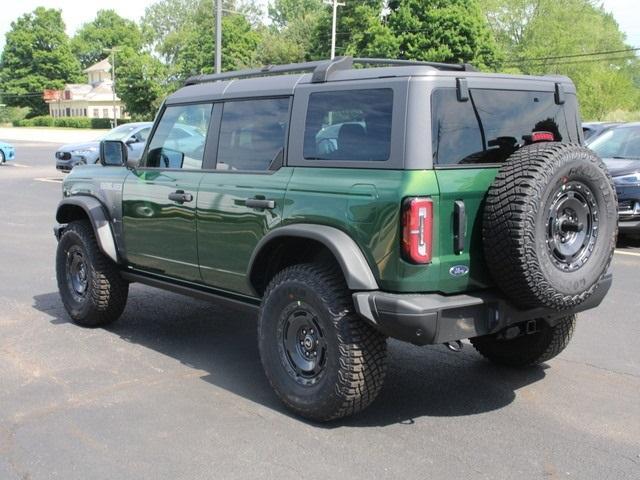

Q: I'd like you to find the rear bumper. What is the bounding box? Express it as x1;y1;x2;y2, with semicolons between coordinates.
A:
353;274;612;346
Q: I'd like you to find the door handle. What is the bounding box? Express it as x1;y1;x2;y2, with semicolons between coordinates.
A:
168;190;193;204
453;200;466;254
245;198;276;209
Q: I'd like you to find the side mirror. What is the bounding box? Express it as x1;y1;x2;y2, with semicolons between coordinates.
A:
125;137;137;145
100;140;128;167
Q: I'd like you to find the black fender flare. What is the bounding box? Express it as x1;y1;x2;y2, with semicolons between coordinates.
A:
55;196;119;263
248;224;379;294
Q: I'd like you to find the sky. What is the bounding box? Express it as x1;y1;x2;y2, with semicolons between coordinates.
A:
0;0;638;50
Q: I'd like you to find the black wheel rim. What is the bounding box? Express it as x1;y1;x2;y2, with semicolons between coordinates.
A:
66;246;89;299
277;302;327;387
546;180;598;271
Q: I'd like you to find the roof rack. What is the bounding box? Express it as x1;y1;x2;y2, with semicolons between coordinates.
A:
183;56;475;86
353;58;477;72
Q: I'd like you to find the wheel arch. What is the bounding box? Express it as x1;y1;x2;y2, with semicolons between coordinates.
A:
248;224;379;297
56;196;119;263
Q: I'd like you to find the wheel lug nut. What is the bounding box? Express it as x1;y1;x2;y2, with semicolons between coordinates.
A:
305;352;309;357
313;352;317;357
310;329;314;335
302;329;306;335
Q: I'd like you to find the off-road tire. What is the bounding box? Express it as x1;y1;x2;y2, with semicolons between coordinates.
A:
56;220;128;327
470;315;576;367
483;143;616;310
258;263;387;422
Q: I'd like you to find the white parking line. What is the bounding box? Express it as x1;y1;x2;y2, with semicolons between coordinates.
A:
615;250;640;257
34;177;63;184
12;163;30;168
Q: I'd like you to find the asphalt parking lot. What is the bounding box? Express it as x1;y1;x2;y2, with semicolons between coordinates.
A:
1;140;639;480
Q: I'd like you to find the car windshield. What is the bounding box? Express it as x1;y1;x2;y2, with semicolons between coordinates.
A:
589;126;640;159
101;124;141;141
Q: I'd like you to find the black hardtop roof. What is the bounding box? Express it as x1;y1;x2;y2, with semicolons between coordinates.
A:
167;56;574;104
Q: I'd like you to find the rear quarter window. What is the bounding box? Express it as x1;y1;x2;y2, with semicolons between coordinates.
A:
303;88;393;162
432;88;580;166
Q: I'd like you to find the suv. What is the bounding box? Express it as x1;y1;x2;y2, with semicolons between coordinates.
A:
54;57;616;421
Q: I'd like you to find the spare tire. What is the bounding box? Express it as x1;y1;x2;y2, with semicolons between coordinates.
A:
483;143;616;310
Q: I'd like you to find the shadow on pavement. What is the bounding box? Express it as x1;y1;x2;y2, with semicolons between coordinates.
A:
616;234;640;249
33;288;546;428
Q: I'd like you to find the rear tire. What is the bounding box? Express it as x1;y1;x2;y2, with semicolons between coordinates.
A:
56;220;128;327
0;150;5;164
258;263;387;421
470;315;576;367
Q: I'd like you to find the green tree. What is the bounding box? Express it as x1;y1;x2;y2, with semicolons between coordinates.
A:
387;0;501;68
268;0;323;28
71;10;143;69
258;0;324;64
172;3;260;78
480;0;640;119
142;0;237;65
0;7;82;116
115;48;168;120
309;1;386;59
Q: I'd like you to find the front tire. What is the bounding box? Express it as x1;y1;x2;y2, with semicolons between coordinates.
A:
56;220;128;327
0;150;5;164
258;263;387;422
470;315;576;367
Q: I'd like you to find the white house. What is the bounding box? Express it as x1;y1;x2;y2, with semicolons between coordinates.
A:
46;58;127;121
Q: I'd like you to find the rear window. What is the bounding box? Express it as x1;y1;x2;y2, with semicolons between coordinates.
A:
303;88;393;162
432;88;580;166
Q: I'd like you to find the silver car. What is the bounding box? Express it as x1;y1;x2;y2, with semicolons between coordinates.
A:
55;122;153;172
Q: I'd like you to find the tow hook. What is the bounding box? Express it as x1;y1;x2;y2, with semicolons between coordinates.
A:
445;340;463;352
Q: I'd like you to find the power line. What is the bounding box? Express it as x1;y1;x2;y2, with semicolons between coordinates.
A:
507;47;640;63
508;54;637;68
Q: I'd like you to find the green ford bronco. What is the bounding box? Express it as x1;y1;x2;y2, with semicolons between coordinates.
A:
55;57;616;421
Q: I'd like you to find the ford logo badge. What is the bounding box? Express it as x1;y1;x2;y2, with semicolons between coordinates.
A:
449;265;469;277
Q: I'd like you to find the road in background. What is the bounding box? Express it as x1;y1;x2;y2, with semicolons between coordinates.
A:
1;141;639;480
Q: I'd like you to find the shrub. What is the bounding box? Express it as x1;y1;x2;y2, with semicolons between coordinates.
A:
11;116;129;129
0;106;30;125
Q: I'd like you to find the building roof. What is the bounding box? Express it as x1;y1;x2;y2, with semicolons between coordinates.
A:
84;58;111;73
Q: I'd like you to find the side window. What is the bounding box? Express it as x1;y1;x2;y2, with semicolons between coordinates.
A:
216;98;290;171
303;88;393;162
145;103;212;170
135;127;151;143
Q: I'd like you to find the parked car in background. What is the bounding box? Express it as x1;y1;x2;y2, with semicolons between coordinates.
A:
589;122;640;234
583;122;621;144
55;122;153;172
0;140;16;164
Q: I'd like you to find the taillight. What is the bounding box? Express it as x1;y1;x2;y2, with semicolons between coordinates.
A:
402;197;433;264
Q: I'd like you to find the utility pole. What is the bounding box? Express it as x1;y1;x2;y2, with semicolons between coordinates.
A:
324;0;345;59
215;0;222;74
103;47;121;128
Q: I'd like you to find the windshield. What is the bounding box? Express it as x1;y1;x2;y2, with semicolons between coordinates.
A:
589;126;640;159
101;124;141;141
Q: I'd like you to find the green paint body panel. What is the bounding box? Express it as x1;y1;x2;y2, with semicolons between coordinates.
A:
434;168;499;293
122;169;204;282
66;164;500;297
282;167;498;294
196;168;293;295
